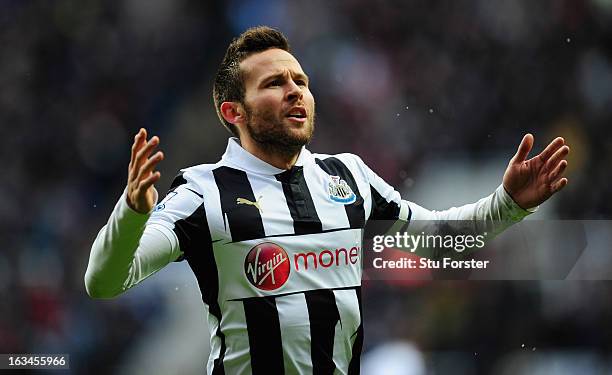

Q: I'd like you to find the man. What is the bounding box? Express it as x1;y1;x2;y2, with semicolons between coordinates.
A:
85;26;569;374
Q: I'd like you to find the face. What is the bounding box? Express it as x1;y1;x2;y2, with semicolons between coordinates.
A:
239;49;315;153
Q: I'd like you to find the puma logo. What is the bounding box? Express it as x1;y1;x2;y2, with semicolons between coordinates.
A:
236;196;263;212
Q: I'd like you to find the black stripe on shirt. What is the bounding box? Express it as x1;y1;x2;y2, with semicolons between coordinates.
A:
276;166;322;235
213;166;265;242
243;296;285;374
348;286;363;375
305;289;341;375
173;204;227;374
168;171;187;192
370;185;401;220
315;157;365;229
167;172;189;262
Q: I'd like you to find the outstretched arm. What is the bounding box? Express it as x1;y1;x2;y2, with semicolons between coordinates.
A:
85;129;180;298
409;133;570;222
404;134;570;258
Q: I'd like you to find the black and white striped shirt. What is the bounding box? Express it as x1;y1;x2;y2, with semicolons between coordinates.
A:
86;138;532;374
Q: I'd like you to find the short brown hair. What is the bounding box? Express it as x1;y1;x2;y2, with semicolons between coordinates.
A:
213;26;291;137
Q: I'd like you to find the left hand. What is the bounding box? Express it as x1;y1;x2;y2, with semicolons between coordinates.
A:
503;134;569;209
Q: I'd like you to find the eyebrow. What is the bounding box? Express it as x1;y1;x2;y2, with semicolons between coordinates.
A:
260;70;309;85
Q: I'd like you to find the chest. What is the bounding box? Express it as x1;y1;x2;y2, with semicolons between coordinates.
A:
203;165;368;243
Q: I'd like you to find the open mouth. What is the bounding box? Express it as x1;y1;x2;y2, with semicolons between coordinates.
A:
286;107;307;120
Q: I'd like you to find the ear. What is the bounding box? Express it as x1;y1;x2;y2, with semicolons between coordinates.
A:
220;102;246;126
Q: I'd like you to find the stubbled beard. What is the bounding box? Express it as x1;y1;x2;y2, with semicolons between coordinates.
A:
244;103;315;158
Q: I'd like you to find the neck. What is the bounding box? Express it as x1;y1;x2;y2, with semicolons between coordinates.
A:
240;137;301;170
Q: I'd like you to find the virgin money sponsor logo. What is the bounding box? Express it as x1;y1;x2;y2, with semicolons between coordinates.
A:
244;242;361;291
244;242;290;291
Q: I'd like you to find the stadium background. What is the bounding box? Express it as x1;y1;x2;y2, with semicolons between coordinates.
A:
1;0;612;373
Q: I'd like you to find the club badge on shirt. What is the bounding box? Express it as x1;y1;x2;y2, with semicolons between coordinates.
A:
153;191;178;212
328;176;356;204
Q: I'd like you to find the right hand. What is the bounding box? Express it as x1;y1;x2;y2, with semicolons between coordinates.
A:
127;128;164;213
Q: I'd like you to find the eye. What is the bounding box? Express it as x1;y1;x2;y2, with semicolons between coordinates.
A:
267;79;283;87
295;79;307;86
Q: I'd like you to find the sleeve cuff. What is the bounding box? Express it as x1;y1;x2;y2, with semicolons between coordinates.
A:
497;184;538;220
116;188;159;227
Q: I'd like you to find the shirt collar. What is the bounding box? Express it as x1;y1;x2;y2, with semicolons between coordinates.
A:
221;137;313;175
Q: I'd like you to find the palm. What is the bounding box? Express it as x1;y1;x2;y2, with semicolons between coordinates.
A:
503;134;569;209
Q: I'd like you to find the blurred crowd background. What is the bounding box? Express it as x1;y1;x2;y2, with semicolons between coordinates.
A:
1;0;612;373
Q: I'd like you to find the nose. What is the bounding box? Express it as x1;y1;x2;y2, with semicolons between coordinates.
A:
285;79;303;102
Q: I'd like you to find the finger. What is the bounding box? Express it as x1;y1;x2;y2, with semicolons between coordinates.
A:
130;128;147;169
512;133;534;164
550;177;568;194
537;137;565;162
133;136;160;177
547;159;567;182
128;130;145;183
139;171;161;192
136;151;164;182
544;145;569;172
